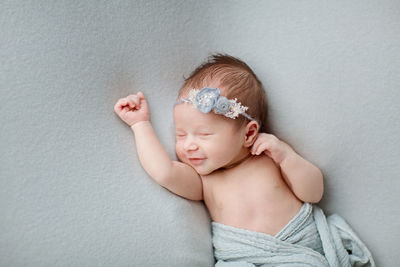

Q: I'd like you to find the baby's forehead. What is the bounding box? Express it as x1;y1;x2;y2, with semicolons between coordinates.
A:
173;103;223;127
174;103;212;120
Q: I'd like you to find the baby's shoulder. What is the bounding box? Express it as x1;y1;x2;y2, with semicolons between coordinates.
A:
228;155;280;178
203;155;280;181
239;155;282;179
245;154;279;170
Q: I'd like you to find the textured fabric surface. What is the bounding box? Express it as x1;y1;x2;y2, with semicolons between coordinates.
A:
1;1;398;266
212;204;375;267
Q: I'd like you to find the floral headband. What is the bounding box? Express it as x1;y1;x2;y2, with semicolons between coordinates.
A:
175;87;254;120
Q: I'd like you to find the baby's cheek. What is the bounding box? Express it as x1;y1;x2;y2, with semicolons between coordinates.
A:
176;153;184;162
175;144;185;161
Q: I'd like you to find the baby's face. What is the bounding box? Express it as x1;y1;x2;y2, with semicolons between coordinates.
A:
174;103;247;176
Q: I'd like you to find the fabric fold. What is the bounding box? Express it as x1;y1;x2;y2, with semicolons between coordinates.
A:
212;203;375;267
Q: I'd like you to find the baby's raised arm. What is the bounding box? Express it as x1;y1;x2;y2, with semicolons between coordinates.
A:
114;92;203;201
251;133;324;203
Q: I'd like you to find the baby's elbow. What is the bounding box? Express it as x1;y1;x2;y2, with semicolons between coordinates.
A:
299;174;324;203
309;174;324;203
300;189;323;204
308;188;324;203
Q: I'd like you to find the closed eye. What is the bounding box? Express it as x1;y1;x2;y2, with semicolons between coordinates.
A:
199;133;213;136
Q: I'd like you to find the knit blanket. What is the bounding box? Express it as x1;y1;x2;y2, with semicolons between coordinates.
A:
212;203;375;267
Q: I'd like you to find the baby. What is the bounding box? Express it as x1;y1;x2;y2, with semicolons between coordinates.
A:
114;54;374;266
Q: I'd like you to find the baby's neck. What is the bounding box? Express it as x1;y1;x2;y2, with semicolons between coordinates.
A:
222;150;252;170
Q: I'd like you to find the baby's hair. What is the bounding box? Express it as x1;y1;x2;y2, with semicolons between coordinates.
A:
178;53;269;133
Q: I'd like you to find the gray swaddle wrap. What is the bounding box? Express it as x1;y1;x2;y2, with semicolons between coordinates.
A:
212;203;375;267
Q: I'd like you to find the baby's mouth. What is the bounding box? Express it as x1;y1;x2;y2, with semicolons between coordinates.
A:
188;158;206;165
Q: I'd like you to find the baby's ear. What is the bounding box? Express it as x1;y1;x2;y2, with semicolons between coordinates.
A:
244;120;259;147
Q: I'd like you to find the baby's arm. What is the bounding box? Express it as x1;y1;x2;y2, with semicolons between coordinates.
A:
251;133;323;203
114;92;203;201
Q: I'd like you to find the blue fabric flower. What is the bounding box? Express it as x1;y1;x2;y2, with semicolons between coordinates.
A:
214;96;231;114
195;87;220;113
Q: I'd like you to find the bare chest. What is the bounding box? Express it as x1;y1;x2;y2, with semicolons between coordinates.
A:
201;156;302;235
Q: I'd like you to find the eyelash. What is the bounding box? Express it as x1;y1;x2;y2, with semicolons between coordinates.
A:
175;133;212;138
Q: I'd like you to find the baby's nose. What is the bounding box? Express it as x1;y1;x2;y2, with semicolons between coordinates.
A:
184;138;198;151
186;144;198;151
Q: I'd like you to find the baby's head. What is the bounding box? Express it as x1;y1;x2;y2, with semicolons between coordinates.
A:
178;54;268;132
174;54;268;175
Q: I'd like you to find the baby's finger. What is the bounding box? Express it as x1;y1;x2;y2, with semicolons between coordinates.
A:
127;95;140;107
250;139;259;153
114;98;128;112
250;143;257;154
255;144;264;155
137;91;148;109
251;140;262;154
255;143;270;155
120;98;129;106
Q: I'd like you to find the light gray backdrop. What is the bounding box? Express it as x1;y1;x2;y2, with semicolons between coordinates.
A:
1;1;399;266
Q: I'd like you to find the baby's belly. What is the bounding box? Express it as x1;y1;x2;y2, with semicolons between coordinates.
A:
206;191;303;236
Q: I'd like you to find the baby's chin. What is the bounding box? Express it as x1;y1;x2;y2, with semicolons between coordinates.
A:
195;168;213;176
176;155;217;176
184;160;214;176
191;164;218;176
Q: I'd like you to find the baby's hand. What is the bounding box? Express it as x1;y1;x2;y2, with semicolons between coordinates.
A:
114;92;150;127
250;133;293;164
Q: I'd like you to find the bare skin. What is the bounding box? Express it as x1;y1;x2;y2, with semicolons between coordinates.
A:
114;92;323;236
202;155;303;235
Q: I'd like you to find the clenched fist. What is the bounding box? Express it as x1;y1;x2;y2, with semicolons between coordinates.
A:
114;92;150;127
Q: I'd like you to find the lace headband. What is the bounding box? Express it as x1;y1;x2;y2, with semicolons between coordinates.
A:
175;87;254;121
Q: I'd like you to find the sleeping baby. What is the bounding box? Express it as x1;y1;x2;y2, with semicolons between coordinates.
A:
114;54;375;266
